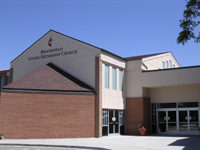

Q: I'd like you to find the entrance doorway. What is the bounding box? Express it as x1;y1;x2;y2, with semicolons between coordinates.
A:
158;108;199;134
109;110;119;134
102;109;124;136
158;110;177;133
179;110;199;133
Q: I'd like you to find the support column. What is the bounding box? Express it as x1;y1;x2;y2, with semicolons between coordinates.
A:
95;56;102;137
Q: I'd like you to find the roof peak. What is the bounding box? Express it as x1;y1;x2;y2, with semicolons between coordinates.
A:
124;52;170;61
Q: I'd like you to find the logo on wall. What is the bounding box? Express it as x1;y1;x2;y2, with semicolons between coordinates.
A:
48;37;53;47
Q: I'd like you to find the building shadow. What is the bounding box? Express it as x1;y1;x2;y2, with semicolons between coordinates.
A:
168;135;200;150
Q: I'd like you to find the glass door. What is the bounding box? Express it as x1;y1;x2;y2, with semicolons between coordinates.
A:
158;111;166;132
156;103;200;135
179;110;199;134
168;111;177;133
189;110;199;133
179;111;188;133
109;110;119;134
158;110;177;133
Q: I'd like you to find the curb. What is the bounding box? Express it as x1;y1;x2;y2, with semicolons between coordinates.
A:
0;143;111;150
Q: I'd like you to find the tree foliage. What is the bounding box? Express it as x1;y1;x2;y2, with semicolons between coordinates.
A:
177;0;200;45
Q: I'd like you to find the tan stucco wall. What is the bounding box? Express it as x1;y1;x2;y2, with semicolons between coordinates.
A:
11;31;101;88
142;52;180;70
101;54;126;110
142;67;200;88
150;84;200;103
125;60;143;97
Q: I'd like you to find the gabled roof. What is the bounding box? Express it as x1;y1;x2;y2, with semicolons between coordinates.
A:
10;29;179;66
11;29;124;63
124;52;168;61
3;63;94;93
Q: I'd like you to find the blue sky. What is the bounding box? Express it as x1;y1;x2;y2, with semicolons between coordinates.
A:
0;0;199;70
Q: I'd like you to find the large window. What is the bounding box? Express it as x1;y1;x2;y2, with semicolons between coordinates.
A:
104;64;109;89
112;67;117;90
119;69;123;91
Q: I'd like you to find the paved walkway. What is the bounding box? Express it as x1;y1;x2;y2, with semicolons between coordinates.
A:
0;135;200;150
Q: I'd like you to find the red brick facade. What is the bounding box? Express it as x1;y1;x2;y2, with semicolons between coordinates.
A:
126;97;151;135
0;92;95;139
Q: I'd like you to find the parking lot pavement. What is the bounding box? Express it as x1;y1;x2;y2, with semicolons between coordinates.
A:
0;135;200;150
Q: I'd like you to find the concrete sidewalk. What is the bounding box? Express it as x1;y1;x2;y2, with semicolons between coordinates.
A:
0;135;200;150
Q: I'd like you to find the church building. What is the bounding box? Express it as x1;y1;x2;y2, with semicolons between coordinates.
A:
0;30;199;139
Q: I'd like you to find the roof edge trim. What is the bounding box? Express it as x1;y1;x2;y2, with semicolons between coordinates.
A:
2;88;96;95
142;65;200;73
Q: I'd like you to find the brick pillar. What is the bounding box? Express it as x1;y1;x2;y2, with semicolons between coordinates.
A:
95;56;102;137
126;97;151;135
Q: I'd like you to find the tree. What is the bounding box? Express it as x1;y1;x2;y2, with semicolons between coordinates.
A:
177;0;200;45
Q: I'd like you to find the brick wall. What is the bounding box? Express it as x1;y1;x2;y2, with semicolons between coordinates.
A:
126;97;151;135
0;92;95;139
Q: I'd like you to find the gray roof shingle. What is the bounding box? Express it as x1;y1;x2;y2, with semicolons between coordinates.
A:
4;63;94;93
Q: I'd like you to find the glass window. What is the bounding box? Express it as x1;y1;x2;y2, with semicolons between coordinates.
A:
112;67;117;90
178;102;199;108
119;69;123;91
173;64;175;68
0;76;4;90
157;103;176;108
169;60;172;68
162;61;165;69
104;64;109;89
166;61;169;68
6;75;9;85
119;111;125;125
102;109;109;126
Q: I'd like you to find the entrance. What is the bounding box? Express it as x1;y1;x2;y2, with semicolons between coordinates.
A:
158;110;177;133
102;109;124;136
158;108;199;134
179;110;199;133
109;110;119;134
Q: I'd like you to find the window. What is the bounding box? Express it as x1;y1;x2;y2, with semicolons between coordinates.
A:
112;67;117;90
169;60;172;68
102;109;109;126
178;102;199;108
6;75;9;85
158;103;177;108
119;111;125;126
102;109;109;136
0;76;4;91
162;61;165;69
166;61;169;68
119;69;123;91
104;64;109;89
173;64;175;68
